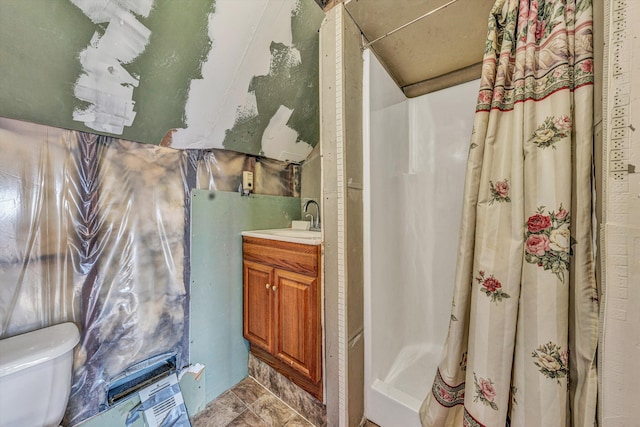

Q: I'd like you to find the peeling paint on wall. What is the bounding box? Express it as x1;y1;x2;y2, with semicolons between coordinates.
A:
168;0;323;162
0;0;323;162
70;0;155;134
170;0;301;150
222;0;324;161
0;1;212;146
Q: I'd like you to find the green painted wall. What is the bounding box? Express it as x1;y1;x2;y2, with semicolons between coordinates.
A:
0;0;324;161
222;0;325;155
121;0;213;144
0;2;94;128
0;1;211;146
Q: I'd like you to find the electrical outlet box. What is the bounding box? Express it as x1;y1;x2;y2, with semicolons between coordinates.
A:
242;171;254;192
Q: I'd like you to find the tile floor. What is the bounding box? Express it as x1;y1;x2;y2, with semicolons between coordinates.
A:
192;375;383;427
247;354;326;426
192;376;315;427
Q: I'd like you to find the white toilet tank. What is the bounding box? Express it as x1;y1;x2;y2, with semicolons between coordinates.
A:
0;322;80;427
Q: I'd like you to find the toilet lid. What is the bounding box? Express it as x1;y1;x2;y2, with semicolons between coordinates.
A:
0;322;80;377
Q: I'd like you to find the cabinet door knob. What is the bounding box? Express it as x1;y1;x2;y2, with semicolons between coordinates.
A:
272;285;277;292
266;283;271;290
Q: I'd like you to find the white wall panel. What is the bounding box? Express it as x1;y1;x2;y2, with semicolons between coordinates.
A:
601;0;640;425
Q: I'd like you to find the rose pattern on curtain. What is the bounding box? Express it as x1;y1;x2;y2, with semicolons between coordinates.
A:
420;0;598;426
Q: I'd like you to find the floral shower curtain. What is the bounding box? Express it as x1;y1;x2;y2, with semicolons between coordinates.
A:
419;0;598;426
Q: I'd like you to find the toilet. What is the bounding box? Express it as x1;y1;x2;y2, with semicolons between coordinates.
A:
0;322;80;427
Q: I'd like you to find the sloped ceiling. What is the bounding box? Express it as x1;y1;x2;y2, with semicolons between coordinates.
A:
341;0;495;97
0;0;324;162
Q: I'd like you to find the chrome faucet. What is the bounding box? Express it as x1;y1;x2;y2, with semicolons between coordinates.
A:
303;199;321;231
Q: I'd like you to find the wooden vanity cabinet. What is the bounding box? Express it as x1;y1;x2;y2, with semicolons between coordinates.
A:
242;236;322;399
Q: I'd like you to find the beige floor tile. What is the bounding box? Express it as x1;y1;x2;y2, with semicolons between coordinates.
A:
192;391;247;427
230;377;270;406
250;393;297;427
283;413;314;426
226;410;269;427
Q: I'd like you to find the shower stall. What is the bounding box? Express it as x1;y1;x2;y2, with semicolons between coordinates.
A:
362;50;478;426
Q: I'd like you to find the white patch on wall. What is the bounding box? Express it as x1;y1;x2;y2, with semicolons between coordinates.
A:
261;105;312;162
71;0;154;134
171;0;301;154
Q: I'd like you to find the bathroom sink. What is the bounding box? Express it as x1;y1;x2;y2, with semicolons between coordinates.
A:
241;228;322;245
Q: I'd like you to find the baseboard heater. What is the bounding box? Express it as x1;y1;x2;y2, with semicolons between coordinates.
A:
107;352;177;406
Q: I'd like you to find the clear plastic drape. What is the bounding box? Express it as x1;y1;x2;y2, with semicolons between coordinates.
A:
0;117;297;425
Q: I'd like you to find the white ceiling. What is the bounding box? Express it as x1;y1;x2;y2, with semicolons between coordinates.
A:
341;0;495;97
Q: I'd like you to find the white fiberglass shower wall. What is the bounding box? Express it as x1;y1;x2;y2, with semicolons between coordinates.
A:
363;50;478;427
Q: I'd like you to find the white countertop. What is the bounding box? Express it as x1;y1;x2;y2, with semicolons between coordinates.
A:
241;228;322;245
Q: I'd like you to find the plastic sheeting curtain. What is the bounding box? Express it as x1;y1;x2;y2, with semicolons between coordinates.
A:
0;118;191;425
0;117;298;425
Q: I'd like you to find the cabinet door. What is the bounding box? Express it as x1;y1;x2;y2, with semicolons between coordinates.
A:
273;268;320;382
243;260;274;353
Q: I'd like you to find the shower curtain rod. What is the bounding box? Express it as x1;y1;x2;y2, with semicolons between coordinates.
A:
362;0;463;48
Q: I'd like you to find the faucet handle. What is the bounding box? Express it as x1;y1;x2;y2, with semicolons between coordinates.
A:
303;199;321;230
304;213;315;225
